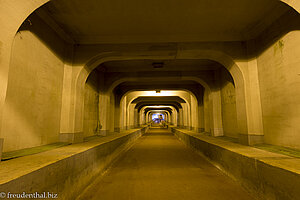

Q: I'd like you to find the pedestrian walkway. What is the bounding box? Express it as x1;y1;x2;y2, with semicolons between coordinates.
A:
77;128;254;200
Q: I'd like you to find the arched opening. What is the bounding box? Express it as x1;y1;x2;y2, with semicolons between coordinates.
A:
0;0;299;153
1;1;300;199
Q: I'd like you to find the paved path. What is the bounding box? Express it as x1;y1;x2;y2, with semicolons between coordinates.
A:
78;128;255;200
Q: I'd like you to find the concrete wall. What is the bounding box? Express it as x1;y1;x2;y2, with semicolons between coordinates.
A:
0;14;66;152
257;31;300;149
220;68;238;138
83;70;100;138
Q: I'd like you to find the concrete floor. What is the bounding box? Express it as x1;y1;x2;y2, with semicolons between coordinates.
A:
77;128;255;200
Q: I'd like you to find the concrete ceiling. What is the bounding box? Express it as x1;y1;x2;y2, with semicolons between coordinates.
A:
114;80;204;101
131;96;186;104
136;102;182;112
144;107;173;114
39;0;290;44
99;59;221;72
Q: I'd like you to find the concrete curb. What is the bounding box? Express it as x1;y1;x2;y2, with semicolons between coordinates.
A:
0;127;148;200
171;128;300;200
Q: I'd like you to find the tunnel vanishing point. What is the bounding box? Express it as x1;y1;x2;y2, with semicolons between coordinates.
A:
0;0;300;199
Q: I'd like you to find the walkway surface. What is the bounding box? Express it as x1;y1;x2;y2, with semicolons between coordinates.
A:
77;128;254;200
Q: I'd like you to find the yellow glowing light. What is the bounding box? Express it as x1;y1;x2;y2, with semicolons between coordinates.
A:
140;90;181;96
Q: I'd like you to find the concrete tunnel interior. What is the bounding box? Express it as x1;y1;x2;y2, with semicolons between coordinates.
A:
0;0;300;199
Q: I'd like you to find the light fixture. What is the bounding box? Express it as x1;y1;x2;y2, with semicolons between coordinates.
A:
152;62;164;69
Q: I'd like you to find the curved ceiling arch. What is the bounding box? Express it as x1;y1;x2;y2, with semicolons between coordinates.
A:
113;79;205;103
132;97;185;113
108;75;211;95
123;90;192;114
144;107;174;114
135;102;182;112
132;96;186;104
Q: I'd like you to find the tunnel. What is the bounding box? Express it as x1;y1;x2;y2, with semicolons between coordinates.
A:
0;0;300;199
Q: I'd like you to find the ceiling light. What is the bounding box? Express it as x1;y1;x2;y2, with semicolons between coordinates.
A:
152;62;164;69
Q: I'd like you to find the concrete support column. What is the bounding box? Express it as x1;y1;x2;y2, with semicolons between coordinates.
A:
204;90;211;133
187;104;192;129
211;90;224;136
182;103;190;129
145;112;148;124
172;110;177;126
237;59;264;145
59;58;85;143
0;43;11;139
114;99;121;132
127;104;135;129
120;96;127;130
191;94;198;131
0;138;3;161
108;93;115;133
139;109;144;125
141;108;146;125
198;104;205;132
134;108;139;128
146;111;151;124
98;92;111;135
165;112;169;123
182;104;187;128
148;113;152;123
178;108;184;128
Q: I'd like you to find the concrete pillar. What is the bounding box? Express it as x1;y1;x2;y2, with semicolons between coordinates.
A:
204;90;211;133
182;103;190;129
148;113;152;123
127;104;135;129
134;108;139;128
0;138;3;161
211;90;224;136
198;103;205;132
191;94;198;131
187;104;192;129
178;108;184;128
98;92;111;135
107;93;115;133
120;96;127;130
145;112;148;123
114;100;121;132
142;110;146;124
146;111;150;124
149;113;153;124
172;110;177;126
237;59;264;145
165;112;169;123
59;50;85;143
139;108;146;125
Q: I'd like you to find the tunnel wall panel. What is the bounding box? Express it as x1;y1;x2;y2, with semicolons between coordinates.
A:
257;31;300;149
0;13;66;152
